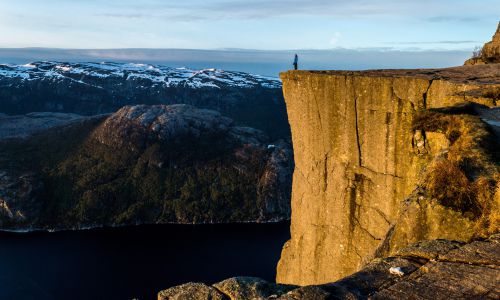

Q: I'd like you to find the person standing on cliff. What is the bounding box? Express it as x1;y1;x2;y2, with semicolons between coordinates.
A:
293;54;298;70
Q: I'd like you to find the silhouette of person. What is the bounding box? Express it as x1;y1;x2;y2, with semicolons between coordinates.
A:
293;54;298;70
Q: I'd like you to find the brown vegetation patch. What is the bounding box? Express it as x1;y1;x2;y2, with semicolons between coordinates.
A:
483;87;500;101
413;106;499;236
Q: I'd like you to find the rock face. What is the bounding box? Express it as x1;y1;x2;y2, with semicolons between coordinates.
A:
276;65;500;285
158;235;500;299
93;105;237;150
0;62;289;139
0;104;292;230
465;22;500;65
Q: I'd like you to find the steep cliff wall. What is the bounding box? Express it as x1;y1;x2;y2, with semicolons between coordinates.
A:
277;65;500;285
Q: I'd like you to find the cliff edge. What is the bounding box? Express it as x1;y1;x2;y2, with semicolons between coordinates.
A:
277;64;500;285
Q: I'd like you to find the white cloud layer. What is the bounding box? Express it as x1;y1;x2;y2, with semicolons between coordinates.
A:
0;0;498;49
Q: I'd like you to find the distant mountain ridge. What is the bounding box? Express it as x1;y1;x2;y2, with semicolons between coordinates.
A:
0;61;281;89
0;61;289;140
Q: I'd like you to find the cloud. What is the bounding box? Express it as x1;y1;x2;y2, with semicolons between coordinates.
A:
329;32;342;46
395;41;479;45
426;16;482;23
2;0;498;50
93;13;146;19
85;0;499;29
101;0;428;21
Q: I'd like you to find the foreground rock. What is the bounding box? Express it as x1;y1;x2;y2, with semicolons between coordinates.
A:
158;283;227;300
0;104;292;230
158;277;295;300
159;235;500;299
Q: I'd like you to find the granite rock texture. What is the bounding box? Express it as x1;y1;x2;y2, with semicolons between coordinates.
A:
158;282;227;300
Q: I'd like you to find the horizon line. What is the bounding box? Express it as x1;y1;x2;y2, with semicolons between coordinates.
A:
0;46;474;53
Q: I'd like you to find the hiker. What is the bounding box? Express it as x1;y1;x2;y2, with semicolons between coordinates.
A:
293;54;298;70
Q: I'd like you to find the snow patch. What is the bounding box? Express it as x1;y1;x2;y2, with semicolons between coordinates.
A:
55;65;72;72
22;63;36;69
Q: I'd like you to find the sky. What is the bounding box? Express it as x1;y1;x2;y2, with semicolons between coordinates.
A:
0;0;499;50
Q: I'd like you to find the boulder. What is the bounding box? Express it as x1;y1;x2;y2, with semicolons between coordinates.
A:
213;277;294;300
158;283;226;300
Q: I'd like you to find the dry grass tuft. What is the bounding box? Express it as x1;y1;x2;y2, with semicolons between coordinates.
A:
424;160;475;214
413;106;499;236
483;87;500;101
473;176;500;236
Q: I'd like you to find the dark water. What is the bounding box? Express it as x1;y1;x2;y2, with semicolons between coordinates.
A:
0;222;290;300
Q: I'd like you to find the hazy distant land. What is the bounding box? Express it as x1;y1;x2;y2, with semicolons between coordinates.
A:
0;48;471;76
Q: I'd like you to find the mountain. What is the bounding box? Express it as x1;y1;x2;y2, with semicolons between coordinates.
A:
0;61;289;140
0;105;293;230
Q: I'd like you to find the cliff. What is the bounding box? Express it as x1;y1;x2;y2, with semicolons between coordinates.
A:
158;234;500;299
0;105;292;230
277;64;500;285
465;21;500;65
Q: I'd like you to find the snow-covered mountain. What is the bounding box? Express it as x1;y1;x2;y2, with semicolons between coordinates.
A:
0;62;288;139
0;61;281;89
